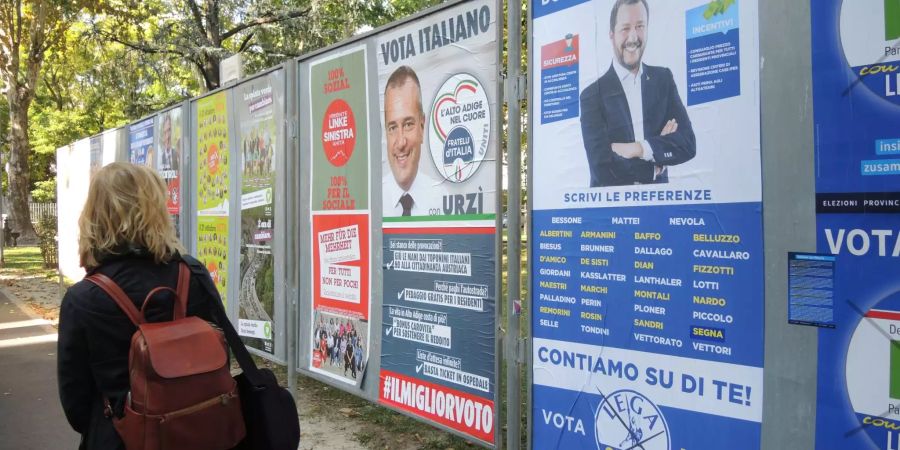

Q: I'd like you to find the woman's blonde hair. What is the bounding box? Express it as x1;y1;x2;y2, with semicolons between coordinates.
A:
78;162;185;268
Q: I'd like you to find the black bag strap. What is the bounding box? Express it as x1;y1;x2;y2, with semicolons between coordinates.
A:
181;254;266;388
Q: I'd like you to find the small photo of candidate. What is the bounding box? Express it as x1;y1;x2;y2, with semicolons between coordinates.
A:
382;65;440;218
580;0;696;187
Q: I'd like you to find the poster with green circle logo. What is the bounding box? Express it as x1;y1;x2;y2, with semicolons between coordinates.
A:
235;71;282;355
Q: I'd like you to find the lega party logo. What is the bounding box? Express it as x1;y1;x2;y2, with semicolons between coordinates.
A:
594;390;670;450
429;73;491;182
839;0;900;105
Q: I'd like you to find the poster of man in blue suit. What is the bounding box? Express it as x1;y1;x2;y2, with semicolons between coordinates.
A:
580;0;696;187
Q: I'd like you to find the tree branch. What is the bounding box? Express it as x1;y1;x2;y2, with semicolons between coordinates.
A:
220;8;310;41
184;0;208;45
237;31;254;53
98;29;188;58
14;0;22;53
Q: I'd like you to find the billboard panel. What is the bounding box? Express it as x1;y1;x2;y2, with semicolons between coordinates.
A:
530;1;764;449
157;107;184;229
196;91;231;304
308;46;372;385
235;72;283;356
376;0;500;445
89;135;102;179
812;1;900;448
128;117;155;166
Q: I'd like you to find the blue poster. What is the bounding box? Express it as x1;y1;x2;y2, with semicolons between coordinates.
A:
530;1;764;448
89;135;102;178
374;0;500;445
129;117;155;166
812;1;900;449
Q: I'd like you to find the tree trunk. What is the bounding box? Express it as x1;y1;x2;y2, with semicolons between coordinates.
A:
201;53;220;91
7;100;36;244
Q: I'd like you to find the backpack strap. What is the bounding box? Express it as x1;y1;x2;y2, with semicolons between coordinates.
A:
181;255;265;387
139;263;191;319
175;262;190;318
85;273;144;326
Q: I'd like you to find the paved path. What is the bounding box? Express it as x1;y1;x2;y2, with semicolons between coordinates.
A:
0;289;79;449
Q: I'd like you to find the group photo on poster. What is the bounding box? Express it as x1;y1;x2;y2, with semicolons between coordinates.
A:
530;1;764;449
377;0;500;446
307;46;372;385
236;74;281;355
311;310;367;380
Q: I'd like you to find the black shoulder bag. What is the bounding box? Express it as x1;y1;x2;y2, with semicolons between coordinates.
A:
183;255;301;450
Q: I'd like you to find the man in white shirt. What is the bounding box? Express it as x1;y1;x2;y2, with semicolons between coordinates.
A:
382;66;440;217
579;0;696;187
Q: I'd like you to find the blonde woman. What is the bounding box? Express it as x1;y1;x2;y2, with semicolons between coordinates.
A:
57;162;227;449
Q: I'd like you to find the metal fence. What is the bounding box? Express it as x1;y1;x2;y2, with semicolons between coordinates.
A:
29;202;57;222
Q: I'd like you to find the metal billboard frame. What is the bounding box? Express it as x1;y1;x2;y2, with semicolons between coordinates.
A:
292;0;505;447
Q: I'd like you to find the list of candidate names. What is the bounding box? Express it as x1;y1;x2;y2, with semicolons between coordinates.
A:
532;204;763;367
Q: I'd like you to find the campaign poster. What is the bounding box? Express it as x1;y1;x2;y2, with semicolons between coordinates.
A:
197;216;229;302
376;1;499;445
157;107;183;232
89;136;102;179
128;118;155;167
308;46;371;385
235;72;282;355
812;1;900;449
530;1;763;449
310;214;370;383
196;91;230;305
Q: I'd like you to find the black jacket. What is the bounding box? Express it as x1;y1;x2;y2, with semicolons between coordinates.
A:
579;63;696;187
57;251;225;450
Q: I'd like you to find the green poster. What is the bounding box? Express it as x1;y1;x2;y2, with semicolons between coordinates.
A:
197;215;229;306
237;73;281;355
197;92;230;214
309;46;370;211
196;91;230;307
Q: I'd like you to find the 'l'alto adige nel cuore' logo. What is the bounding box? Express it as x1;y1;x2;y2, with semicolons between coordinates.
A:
429;73;491;183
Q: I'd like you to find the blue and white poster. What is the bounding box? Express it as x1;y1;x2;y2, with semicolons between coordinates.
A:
812;1;900;449
530;0;763;448
375;0;500;445
128;117;155;167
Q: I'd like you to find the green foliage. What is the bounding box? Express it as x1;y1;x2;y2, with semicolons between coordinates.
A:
31;179;56;203
255;255;275;315
2;246;50;272
8;0;447;192
34;214;58;268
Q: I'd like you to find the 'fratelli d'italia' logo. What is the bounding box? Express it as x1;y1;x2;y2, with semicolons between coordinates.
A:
595;390;670;450
428;73;491;183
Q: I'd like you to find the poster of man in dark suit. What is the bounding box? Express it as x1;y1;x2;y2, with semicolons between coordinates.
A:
580;0;696;187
